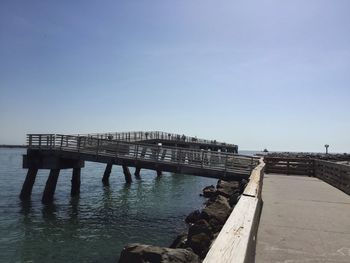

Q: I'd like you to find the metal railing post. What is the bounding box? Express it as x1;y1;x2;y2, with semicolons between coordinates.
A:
96;138;100;157
114;140;119;159
135;144;139;159
77;136;80;153
224;153;228;176
49;134;53;149
201;150;204;168
157;145;160;162
178;148;182;164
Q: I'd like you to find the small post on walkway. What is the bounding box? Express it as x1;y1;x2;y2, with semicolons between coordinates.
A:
20;168;38;201
122;165;132;183
71;168;81;197
134;166;141;178
42;169;60;204
102;163;113;186
156;170;162;176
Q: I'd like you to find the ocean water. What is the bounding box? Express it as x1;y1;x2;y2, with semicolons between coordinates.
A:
0;148;217;263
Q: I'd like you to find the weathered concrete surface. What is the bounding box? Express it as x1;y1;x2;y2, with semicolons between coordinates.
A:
256;174;350;263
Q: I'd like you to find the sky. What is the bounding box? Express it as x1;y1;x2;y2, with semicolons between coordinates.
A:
0;0;349;152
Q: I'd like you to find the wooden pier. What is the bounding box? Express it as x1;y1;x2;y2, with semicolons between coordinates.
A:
20;132;257;204
76;131;239;153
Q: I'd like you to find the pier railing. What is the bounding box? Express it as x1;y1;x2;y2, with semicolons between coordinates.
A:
204;159;265;263
73;131;237;149
26;134;257;176
315;160;350;195
264;156;350;195
264;156;314;176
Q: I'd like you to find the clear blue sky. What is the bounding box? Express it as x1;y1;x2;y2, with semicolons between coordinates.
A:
0;0;349;152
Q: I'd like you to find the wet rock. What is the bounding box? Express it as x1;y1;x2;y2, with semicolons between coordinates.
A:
216;180;240;198
187;233;212;259
185;210;202;224
201;195;232;225
188;219;213;239
208;217;224;233
201;185;216;198
170;233;188;249
118;243;200;263
229;193;240;207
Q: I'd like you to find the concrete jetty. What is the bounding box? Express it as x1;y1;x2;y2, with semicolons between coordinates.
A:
256;173;350;263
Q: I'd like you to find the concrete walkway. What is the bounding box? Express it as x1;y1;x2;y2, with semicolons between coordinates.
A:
256;174;350;263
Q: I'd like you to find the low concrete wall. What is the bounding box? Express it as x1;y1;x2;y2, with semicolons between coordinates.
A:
315;159;350;195
203;160;265;263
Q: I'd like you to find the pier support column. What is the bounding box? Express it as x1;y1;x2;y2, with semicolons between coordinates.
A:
102;163;113;186
20;168;38;201
122;165;132;184
42;169;60;204
156;170;162;177
71;168;81;197
134;166;141;178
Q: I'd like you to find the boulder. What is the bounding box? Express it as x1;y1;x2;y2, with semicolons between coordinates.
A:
216;180;240;198
188;219;213;239
169;233;188;249
185;210;202;224
229;193;240;207
187;233;211;259
207;217;224;233
201;185;216;198
118;243;200;263
201;195;232;224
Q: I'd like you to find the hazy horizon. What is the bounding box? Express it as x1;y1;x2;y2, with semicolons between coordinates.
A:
1;0;349;152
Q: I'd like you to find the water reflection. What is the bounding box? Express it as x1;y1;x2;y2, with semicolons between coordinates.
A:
42;203;58;221
19;200;33;216
68;197;80;221
1;149;218;263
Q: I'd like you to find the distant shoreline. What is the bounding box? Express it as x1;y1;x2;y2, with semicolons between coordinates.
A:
0;145;27;148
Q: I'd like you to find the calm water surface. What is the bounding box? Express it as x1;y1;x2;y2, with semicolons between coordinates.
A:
0;148;217;263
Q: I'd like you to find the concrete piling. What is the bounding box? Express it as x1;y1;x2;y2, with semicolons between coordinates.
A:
71;168;81;197
134;166;141;178
20;168;38;201
102;163;113;186
122;165;132;183
42;169;60;204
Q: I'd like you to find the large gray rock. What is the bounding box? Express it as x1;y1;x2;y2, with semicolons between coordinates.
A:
186;219;214;258
169;233;188;249
216;180;240;198
207;217;224;233
118;243;200;263
185;210;202;224
201;195;232;224
188;219;213;239
201;185;216;198
187;232;212;259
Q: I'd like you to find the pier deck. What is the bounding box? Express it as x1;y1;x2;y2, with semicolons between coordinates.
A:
21;133;256;203
256;173;350;263
78;131;238;153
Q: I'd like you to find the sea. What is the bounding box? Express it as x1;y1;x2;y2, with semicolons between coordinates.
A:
0;148;258;263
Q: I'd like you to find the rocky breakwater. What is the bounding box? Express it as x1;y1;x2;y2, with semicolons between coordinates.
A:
118;179;248;263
